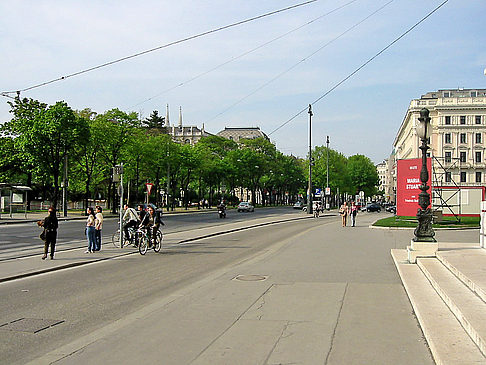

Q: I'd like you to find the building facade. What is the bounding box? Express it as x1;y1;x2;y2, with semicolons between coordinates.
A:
392;88;486;214
161;105;212;145
216;127;269;142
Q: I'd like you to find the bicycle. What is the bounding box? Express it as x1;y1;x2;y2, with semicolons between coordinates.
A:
138;227;163;255
112;225;140;248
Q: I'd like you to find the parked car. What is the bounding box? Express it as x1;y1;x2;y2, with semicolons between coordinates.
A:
293;201;305;209
386;205;396;214
364;203;381;212
237;202;255;212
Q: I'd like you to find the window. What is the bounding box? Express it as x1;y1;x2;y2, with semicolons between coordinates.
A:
460;116;466;125
445;171;452;182
460;171;467;182
460;151;467;163
476;151;482;163
445;116;451;125
476;133;482;144
476;171;482;183
445;133;451;144
471;91;477;97
445;151;452;163
443;92;450;98
476;115;482;125
460;133;467;144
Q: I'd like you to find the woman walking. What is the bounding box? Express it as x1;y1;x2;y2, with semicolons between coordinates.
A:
350;201;358;227
39;206;58;260
85;207;96;253
339;202;348;227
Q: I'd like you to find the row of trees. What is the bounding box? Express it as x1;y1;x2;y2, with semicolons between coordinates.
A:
0;97;379;212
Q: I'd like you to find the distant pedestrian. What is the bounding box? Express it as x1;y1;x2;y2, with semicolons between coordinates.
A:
85;207;96;253
205;199;209;209
350;201;358;227
94;206;103;251
39;206;58;260
339;202;348;227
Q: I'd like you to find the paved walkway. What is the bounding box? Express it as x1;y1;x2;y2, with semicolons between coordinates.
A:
13;212;437;365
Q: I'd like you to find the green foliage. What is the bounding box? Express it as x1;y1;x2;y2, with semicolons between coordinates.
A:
3;98;89;205
0;98;378;209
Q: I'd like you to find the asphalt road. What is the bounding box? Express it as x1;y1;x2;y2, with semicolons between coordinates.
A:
0;206;298;260
0;210;324;365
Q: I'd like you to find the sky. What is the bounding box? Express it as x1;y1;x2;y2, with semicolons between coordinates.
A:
1;0;485;163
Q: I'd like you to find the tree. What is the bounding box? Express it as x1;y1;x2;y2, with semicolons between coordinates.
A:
93;108;139;212
5;98;89;207
347;154;379;197
142;110;165;128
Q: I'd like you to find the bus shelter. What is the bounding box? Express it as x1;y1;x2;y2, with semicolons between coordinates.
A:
0;183;32;219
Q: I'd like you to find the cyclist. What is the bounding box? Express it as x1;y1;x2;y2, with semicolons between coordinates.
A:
122;204;139;244
140;205;161;247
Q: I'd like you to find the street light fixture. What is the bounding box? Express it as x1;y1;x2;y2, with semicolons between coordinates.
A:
413;108;436;242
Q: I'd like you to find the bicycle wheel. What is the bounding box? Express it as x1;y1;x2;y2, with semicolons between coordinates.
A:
138;233;148;255
154;231;163;252
112;230;121;248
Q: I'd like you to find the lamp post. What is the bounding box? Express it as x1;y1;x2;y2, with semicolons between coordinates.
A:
307;104;313;215
326;135;330;210
413;108;436;242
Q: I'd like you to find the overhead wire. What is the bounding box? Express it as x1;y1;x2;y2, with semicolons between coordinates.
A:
0;0;318;97
204;0;393;125
268;0;449;136
129;0;359;109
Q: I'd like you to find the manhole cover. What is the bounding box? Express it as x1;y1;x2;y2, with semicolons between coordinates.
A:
233;275;268;282
0;318;64;333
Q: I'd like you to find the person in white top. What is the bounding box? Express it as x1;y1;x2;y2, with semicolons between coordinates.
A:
94;206;104;251
122;204;139;244
85;207;96;253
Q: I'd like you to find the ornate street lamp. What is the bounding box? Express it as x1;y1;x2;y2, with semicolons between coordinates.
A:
413;108;436;242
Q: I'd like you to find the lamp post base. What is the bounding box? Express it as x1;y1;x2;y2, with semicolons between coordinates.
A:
407;239;438;263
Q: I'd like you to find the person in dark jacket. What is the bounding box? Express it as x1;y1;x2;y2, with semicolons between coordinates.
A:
40;207;59;260
140;205;161;246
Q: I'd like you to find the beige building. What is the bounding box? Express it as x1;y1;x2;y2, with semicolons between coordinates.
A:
392;88;486;214
216;127;269;142
162;105;212;145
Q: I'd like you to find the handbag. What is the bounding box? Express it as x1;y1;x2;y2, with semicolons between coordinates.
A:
40;229;46;241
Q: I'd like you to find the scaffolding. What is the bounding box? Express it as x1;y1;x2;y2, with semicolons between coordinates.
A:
431;155;461;223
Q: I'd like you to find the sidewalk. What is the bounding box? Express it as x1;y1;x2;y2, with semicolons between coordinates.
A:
22;212;435;365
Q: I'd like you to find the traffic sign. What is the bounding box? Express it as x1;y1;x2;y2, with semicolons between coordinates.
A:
146;183;154;195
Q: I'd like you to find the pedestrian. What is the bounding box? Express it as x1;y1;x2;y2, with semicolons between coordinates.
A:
39;206;58;260
85;207;96;253
205;199;209;209
350;201;358;227
339;201;348;227
94;206;103;251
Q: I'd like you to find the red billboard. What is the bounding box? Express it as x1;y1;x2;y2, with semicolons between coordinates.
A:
396;158;432;216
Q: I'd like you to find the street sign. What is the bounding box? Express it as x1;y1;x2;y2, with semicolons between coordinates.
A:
325;187;331;196
146;183;154;196
113;165;123;182
315;188;322;197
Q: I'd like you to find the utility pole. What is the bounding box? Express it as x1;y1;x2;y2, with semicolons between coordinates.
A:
307;104;313;215
326;135;330;210
63;154;68;217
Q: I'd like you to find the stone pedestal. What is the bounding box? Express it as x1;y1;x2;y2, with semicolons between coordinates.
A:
407;240;438;264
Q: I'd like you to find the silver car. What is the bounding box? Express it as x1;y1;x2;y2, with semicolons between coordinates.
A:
237;202;254;212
